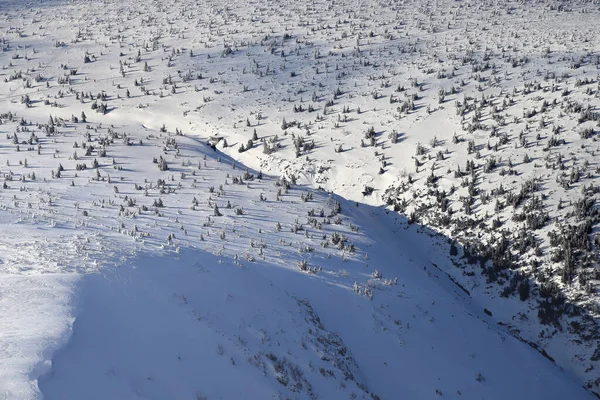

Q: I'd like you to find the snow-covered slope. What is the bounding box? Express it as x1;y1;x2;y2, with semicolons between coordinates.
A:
0;0;599;398
0;117;590;399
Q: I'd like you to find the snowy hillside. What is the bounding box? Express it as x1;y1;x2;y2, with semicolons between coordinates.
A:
0;0;599;398
0;120;592;400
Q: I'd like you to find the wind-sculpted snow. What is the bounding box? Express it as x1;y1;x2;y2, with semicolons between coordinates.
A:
0;126;591;398
0;0;599;398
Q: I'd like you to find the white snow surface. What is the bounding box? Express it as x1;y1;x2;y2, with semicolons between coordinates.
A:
0;0;598;398
0;207;593;400
0;135;591;398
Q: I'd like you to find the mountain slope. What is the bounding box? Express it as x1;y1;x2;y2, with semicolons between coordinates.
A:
0;0;599;398
0;117;590;399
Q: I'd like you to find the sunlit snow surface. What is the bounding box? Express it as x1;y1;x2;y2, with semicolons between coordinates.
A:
0;0;598;398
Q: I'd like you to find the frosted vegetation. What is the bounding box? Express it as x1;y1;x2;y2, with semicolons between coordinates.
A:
0;0;599;398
